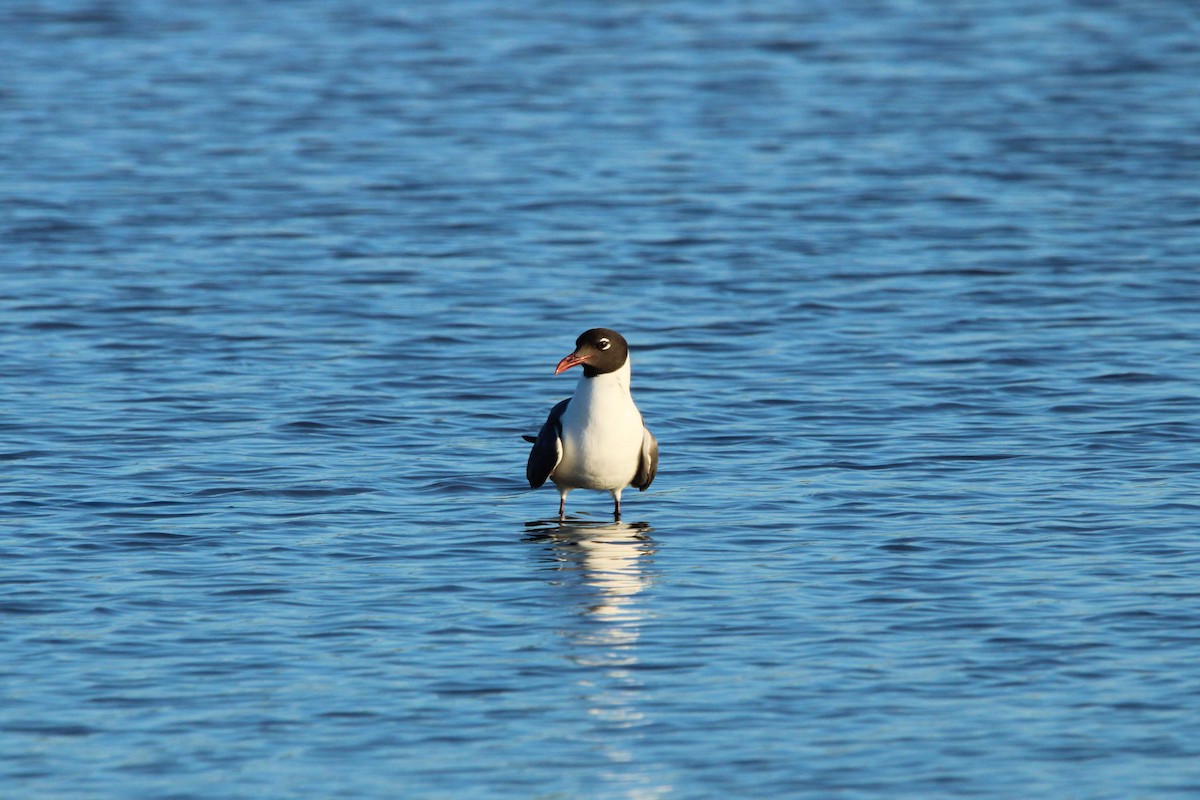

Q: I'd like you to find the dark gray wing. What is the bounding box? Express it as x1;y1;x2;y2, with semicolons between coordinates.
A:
633;427;658;491
526;398;569;489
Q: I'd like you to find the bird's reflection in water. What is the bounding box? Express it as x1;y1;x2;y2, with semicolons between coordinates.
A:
524;518;668;798
524;517;656;642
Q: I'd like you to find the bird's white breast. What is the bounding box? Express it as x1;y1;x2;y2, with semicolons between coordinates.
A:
553;360;645;491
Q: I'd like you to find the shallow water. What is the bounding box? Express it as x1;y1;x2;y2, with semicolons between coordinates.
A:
3;1;1200;798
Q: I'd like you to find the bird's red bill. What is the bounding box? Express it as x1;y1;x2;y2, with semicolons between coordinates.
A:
555;353;590;374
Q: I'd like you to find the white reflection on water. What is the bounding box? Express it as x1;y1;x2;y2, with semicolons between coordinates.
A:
526;519;669;799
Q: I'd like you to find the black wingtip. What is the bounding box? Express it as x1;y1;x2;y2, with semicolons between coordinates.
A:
522;434;537;443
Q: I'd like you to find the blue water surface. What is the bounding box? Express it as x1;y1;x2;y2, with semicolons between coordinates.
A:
3;1;1200;798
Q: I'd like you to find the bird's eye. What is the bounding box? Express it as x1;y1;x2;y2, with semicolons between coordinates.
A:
598;338;611;350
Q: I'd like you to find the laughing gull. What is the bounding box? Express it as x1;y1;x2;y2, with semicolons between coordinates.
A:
524;328;658;521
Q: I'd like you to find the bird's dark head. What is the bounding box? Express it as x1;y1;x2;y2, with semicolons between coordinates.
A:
555;328;629;377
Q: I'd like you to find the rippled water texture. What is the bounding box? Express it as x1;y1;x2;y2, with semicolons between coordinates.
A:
3;1;1200;798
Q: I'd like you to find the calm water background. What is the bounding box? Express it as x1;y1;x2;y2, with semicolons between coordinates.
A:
3;1;1200;798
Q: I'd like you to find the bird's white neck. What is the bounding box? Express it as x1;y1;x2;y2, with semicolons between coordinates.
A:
578;356;632;394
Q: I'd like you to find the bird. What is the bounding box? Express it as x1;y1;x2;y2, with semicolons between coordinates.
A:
524;328;658;521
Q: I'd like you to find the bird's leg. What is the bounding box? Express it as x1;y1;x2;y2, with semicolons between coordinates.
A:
610;488;624;521
558;493;566;521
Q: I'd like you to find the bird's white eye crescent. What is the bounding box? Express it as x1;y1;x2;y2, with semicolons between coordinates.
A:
598;338;611;350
